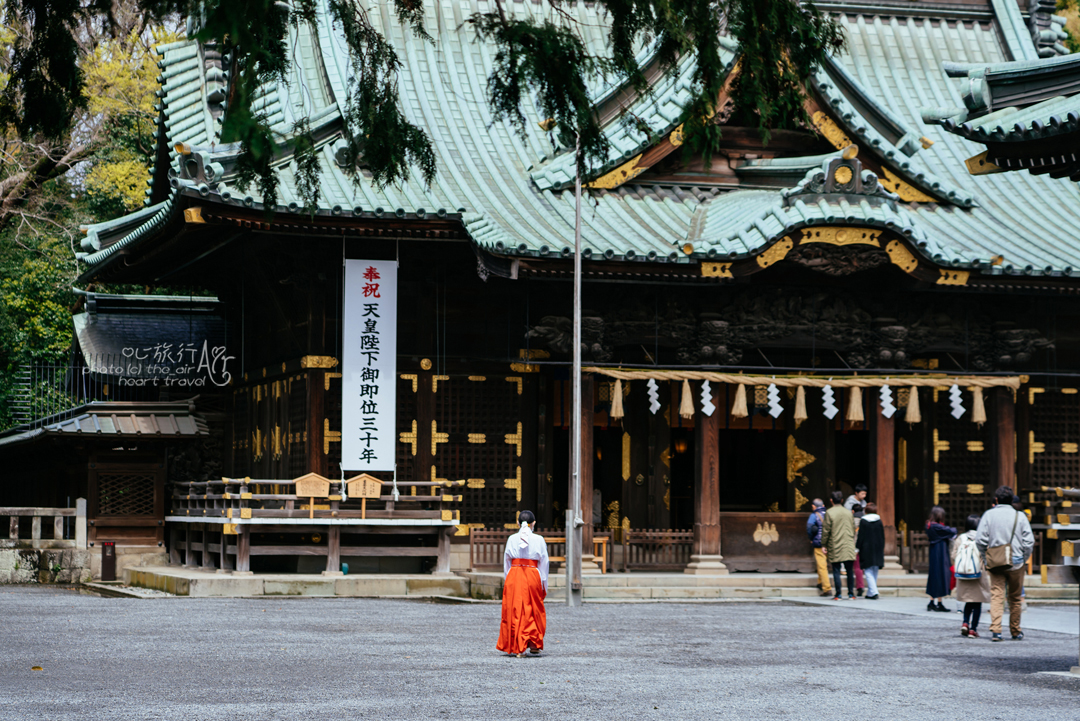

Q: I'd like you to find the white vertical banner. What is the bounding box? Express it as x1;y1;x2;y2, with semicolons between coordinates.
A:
342;259;397;471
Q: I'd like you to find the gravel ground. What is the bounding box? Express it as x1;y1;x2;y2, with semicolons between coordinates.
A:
1;585;1078;720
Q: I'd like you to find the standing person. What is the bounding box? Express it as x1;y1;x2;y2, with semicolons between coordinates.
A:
925;506;956;612
845;485;868;596
952;513;991;638
496;510;549;657
976;486;1035;642
822;491;857;600
806;498;832;597
855;502;885;600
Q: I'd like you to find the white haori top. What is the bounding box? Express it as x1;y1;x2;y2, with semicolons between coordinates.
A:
503;526;550;592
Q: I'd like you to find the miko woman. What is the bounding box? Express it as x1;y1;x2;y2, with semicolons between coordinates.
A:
496;510;549;657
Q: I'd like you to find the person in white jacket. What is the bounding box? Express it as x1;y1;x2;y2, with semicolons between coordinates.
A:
496;510;549;656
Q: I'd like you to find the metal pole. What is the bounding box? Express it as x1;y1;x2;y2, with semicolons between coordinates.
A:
566;134;584;607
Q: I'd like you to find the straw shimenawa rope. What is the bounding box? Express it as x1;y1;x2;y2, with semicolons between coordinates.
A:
972;386;986;426
584;368;1022;390
846;386;864;423
610;379;624;420
731;383;748;419
679;379;694;420
905;386;921;424
793;386;808;428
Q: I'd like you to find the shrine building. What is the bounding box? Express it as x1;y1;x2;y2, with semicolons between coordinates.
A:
5;0;1080;577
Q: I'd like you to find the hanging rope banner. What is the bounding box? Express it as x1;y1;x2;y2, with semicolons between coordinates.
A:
584;367;1024;390
730;383;747;419
971;387;986;426
846;386;864;423
794;386;808;427
905;386;922;424
679;380;694;420
610;379;624;420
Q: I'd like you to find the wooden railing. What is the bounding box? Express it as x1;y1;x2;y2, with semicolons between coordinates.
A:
170;478;461;522
622;529;694;571
0;500;87;549
468;528;611;573
168;478;460;573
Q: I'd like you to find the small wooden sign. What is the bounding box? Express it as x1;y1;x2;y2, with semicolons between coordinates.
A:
294;473;331;518
345;473;384;519
346;474;383;499
294;473;331;498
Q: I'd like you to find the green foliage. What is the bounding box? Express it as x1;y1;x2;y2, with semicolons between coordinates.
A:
0;237;74;366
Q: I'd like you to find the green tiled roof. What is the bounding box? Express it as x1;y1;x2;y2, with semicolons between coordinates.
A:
79;0;1080;279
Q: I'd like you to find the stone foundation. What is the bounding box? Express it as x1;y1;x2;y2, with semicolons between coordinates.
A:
0;545;168;584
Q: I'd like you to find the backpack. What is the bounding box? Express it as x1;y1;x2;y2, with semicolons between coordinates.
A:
954;535;982;580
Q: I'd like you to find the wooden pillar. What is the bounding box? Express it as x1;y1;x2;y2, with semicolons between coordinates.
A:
579;374;599;572
235;527;251;574
869;406;897;558
169;526;180;565
324;525;342;576
307;368;327;476
435;526;453;574
686;381;726;574
183;524;195;567
199;523;216;570
992;387;1017;490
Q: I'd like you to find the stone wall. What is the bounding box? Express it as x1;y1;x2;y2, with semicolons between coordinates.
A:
0;549;93;583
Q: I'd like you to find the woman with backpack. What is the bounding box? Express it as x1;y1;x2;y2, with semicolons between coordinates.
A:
952;513;991;637
925;506;957;612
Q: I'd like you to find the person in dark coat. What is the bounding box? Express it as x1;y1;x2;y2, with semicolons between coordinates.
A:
925;505;956;612
855;502;885;600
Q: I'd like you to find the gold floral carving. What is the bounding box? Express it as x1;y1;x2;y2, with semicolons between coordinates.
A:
399;420;418;456
1029;431;1045;464
431;421;449;455
504;422;523;457
933;473;950;505
504;466;522;502
787;435;817;483
800;227;881;247
467;478;486;488
880;168;936;203
606;500;620;529
420;358;432;370
811;111;853;150
793;486;810;512
1029;387;1045;405
885;240;918;273
834;165;853;184
400;373;418;392
663;488;670;511
966;441;984;452
932;429;950;462
669;124;684;147
753;522;780;546
323;372;342;391
965;150;1004;176
505;376;523;395
756;236;794;268
1063;442;1078;454
300;356;339;369
468;433;487;444
432;375;449;392
936;269;970;286
587;154;645;190
323;418;341;455
701;262;733;278
967;484;985;495
468;376;487;382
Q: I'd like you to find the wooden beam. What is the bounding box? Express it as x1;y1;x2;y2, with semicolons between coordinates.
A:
580;373;595;552
326;525;341;574
236;527;251;572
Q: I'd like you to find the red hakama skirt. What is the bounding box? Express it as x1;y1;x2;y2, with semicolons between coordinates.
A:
496;558;546;654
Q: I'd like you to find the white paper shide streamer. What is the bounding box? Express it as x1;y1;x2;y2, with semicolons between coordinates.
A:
700;380;716;417
879;385;896;419
646;378;661;415
766;383;783;418
949;384;965;419
822;385;838;419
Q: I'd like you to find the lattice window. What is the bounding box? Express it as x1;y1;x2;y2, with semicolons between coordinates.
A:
97;473;155;516
938;491;993;529
396;374;418;482
288;374;309;477
1029;388;1080;490
933;388;991;487
460;486;519;528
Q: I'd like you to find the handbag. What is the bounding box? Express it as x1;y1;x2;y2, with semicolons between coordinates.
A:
985;510;1019;573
